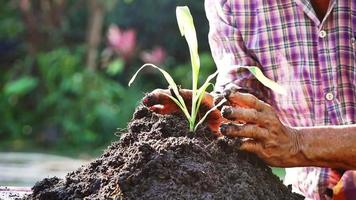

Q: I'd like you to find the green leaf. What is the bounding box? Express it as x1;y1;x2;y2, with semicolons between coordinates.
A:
196;71;219;100
130;7;219;132
176;6;200;91
4;76;38;96
241;66;287;95
194;99;227;132
176;6;202;131
192;82;213;127
167;94;191;121
106;58;124;76
128;63;190;118
191;71;219;125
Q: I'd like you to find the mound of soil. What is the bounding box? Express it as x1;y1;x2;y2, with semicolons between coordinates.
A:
25;104;304;200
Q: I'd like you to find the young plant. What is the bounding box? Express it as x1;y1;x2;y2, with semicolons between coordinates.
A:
129;6;287;132
129;6;219;132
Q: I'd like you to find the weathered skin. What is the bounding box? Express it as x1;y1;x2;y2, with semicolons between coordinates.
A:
221;86;356;169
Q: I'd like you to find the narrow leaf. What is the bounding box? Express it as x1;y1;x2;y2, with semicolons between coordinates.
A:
240;66;287;95
197;71;219;92
191;71;218;122
194;99;227;132
167;94;191;120
128;63;189;117
195;71;219;103
176;6;200;91
193;82;213;120
128;63;179;95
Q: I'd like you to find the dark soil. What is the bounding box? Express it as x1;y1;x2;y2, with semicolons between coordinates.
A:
25;104;304;200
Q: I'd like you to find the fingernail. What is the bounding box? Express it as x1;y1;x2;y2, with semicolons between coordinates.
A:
230;86;240;93
143;94;156;106
219;124;228;134
223;89;231;99
236;88;249;94
143;97;150;105
221;106;232;117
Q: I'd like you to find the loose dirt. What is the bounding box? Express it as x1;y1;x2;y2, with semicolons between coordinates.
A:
25;104;304;200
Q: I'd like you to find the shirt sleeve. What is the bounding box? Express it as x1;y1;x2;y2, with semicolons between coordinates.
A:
205;0;269;101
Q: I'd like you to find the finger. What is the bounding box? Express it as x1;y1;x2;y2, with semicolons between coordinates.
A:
143;89;180;114
212;92;230;110
224;83;250;94
223;86;269;111
147;104;179;115
220;123;268;140
221;106;264;124
206;110;226;137
240;139;263;154
143;89;171;107
196;92;223;136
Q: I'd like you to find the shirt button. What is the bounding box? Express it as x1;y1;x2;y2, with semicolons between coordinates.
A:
325;92;334;101
319;30;327;38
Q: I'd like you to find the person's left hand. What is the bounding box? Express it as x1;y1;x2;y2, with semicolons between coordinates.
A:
220;86;303;167
143;88;225;136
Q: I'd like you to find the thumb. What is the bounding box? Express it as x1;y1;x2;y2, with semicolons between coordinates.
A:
143;89;180;114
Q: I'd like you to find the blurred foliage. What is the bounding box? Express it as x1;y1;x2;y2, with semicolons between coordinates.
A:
0;0;214;155
109;0;210;62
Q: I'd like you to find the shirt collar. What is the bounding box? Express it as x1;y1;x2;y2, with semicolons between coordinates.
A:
294;0;336;28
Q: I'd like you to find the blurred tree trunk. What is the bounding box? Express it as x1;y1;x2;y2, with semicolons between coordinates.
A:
86;0;105;70
18;0;42;55
18;0;67;54
39;0;66;28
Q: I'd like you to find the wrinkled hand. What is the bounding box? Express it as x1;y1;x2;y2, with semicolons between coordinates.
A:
220;86;302;167
143;88;225;136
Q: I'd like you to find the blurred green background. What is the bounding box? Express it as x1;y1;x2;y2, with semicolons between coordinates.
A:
0;0;216;157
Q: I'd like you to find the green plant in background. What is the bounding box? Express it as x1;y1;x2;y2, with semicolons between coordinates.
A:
0;0;287;155
0;47;135;152
0;0;212;154
129;6;221;132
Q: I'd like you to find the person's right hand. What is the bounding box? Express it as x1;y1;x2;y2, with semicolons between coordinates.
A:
219;86;303;167
143;88;224;136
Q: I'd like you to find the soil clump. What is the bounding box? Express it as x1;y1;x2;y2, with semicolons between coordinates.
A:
25;104;304;200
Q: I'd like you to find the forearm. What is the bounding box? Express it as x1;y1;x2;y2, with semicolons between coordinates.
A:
296;124;356;169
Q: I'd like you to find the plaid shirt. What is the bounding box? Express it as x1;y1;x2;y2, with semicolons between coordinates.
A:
205;0;356;199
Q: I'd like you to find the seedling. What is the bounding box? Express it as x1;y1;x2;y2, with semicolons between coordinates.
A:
129;6;286;132
129;6;219;132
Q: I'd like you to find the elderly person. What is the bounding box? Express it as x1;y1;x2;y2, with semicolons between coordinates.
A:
204;0;356;199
